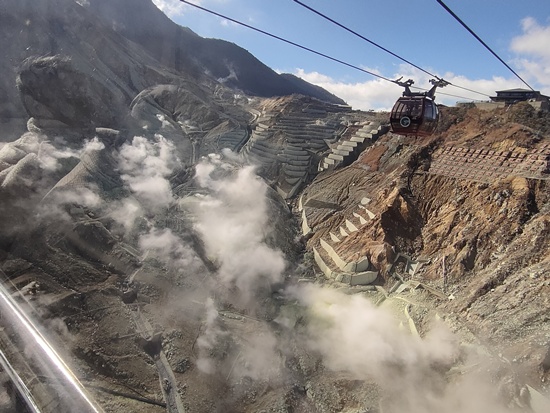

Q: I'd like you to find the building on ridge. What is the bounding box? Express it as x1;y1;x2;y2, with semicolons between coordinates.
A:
490;88;549;109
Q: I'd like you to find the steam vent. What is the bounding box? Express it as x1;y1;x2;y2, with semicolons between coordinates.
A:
1;0;550;412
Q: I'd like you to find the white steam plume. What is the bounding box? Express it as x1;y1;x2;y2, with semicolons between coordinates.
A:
230;329;281;382
0;132;105;172
138;227;203;272
293;284;525;413
38;136;105;171
186;155;525;413
48;187;102;208
107;198;143;234
117;134;178;213
193;154;286;300
37;186;104;225
190;155;287;381
196;298;228;375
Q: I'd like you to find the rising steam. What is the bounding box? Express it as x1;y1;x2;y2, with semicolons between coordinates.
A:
292;284;519;413
188;157;530;412
193;154;286;301
117;134;178;213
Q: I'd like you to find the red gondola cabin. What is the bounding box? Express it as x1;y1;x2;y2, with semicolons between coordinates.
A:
390;95;439;137
389;78;447;137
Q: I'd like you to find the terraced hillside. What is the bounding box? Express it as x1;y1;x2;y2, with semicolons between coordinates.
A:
2;72;550;412
1;0;550;411
298;103;550;410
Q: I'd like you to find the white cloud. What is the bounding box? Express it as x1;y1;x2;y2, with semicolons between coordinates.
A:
292;66;520;111
292;18;550;111
291;67;398;111
152;0;188;18
220;19;240;28
511;18;550;60
510;17;550;89
152;0;228;19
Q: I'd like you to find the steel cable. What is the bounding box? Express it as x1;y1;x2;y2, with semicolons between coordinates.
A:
292;0;492;98
177;0;483;101
435;0;534;91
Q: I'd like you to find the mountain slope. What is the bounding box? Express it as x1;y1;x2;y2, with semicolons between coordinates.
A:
0;0;185;139
0;0;344;141
2;1;550;411
85;0;346;103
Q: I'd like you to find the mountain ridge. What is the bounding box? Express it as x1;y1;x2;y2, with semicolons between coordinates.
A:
85;0;346;102
0;0;345;141
1;1;550;412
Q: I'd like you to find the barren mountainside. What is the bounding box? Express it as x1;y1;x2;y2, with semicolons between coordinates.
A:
0;1;549;413
0;0;344;141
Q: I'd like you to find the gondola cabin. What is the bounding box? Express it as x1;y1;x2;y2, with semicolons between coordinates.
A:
390;95;439;137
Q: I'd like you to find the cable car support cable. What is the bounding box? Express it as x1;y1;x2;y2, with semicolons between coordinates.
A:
435;0;535;91
177;0;485;102
178;0;395;83
292;0;491;99
292;0;439;80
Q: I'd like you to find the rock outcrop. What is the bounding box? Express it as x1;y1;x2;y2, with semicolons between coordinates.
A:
0;0;344;141
1;1;550;412
17;55;131;130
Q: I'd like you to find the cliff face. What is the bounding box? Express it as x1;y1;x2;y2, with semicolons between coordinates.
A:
301;103;550;391
0;0;344;141
1;1;550;411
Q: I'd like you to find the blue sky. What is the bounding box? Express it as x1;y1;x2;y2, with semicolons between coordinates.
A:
153;0;550;110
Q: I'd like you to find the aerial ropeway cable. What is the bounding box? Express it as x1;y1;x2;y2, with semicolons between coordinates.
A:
177;0;396;83
435;0;535;91
177;0;484;102
291;0;492;99
292;0;440;80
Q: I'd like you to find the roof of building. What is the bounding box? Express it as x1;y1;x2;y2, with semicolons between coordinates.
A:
495;88;539;93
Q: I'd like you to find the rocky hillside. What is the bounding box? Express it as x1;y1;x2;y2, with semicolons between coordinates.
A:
0;0;344;141
1;1;550;412
301;103;550;390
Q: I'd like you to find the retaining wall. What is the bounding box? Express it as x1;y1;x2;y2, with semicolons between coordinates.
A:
430;145;550;182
